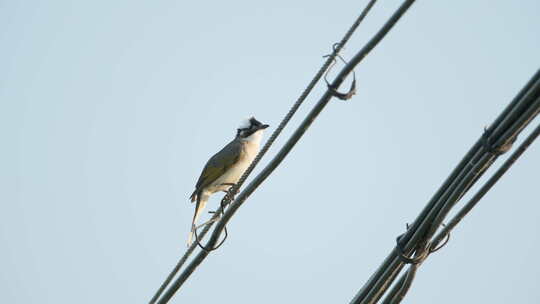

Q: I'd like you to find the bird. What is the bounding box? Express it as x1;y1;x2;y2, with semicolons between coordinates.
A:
187;117;269;246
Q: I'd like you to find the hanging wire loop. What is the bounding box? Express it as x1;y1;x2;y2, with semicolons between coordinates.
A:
193;183;238;252
323;43;357;101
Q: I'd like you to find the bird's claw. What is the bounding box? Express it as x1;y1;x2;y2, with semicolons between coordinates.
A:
220;183;239;201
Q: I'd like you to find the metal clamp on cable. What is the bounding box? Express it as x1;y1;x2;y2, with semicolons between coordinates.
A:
395;234;428;265
323;43;357;101
481;127;517;155
395;223;450;264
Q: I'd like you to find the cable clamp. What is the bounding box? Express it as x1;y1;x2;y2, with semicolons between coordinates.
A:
481;127;517;156
323;43;357;101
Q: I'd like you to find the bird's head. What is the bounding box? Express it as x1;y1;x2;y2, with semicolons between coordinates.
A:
236;117;269;141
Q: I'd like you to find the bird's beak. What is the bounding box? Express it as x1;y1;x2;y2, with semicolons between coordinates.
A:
259;124;269;130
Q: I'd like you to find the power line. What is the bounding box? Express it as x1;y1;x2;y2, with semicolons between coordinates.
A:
431;123;540;249
148;0;378;303
350;69;540;304
153;0;417;303
382;121;540;304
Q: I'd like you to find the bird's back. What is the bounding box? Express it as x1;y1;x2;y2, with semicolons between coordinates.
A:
190;139;243;201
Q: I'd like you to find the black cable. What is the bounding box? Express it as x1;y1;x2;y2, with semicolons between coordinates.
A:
148;1;378;303
155;0;420;301
350;70;540;304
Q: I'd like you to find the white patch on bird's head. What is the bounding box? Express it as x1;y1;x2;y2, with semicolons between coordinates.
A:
237;117;253;129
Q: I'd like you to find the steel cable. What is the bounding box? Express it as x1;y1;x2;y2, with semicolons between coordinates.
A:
148;1;378;302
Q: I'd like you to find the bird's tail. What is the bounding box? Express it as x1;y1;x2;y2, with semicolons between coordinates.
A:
187;191;210;247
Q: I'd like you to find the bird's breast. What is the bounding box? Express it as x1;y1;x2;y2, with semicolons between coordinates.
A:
207;141;259;193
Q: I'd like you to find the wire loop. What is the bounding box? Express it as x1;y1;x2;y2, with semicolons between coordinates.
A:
193;223;228;252
323;43;357;100
395;222;450;265
429;224;450;253
429;233;449;253
395;234;427;265
192;184;238;252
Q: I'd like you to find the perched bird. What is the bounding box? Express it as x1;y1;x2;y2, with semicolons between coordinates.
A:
187;117;269;246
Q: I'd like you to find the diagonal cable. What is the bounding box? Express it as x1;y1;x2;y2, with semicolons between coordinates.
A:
351;68;540;304
148;1;378;302
155;0;416;303
382;121;540;304
431;121;540;249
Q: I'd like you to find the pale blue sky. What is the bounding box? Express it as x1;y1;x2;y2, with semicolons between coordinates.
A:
2;1;540;303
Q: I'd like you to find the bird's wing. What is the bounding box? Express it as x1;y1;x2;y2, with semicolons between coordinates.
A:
191;139;242;200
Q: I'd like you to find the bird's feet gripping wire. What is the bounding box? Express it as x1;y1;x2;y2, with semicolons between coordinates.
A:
221;183;239;200
204;183;239;218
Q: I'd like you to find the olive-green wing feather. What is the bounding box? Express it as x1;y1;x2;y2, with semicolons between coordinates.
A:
190;139;242;201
